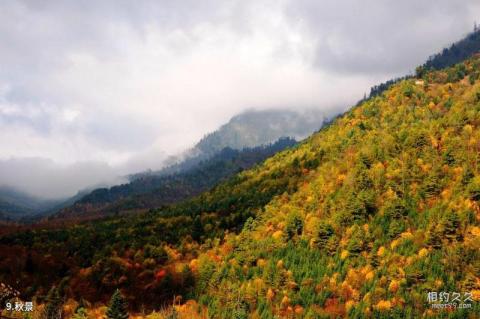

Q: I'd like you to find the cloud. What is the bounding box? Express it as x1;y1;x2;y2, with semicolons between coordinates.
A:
0;157;124;199
286;0;480;76
0;0;479;198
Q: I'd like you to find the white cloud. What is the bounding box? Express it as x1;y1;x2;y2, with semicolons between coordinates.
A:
0;157;125;199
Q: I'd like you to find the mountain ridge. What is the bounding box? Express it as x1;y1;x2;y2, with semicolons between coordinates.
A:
46;108;330;222
48;137;297;222
193;109;328;158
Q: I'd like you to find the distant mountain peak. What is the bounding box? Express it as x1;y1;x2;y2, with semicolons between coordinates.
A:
194;108;328;157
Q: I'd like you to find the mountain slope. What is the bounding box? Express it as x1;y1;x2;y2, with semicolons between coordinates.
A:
190;56;480;318
49;137;297;221
2;58;480;317
0;186;63;221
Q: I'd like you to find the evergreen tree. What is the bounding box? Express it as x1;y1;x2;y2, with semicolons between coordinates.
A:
388;220;405;239
347;226;365;256
358;152;372;169
384;199;407;219
346;195;367;222
370;252;380;268
41;286;63;319
462;167;475;185
313;222;334;249
467;177;480;201
423;172;441;198
166;309;179;319
106;289;129;319
72;298;88;319
72;307;88;319
442;148;455;165
415;65;425;78
24;253;34;273
426;226;443;250
325;236;338;256
192;215;203;241
285;213;303;239
354;168;373;190
443;211;462;241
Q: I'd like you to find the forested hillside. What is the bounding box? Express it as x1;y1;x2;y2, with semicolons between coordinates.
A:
1;54;480;318
189;57;480;319
0;186;65;221
0;135;309;314
51;138;296;222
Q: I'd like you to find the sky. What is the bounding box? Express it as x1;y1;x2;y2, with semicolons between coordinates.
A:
0;0;479;199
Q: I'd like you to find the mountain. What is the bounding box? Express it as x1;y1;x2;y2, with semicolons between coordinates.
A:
0;185;96;223
193;109;328;158
0;199;29;220
49;137;297;222
0;108;324;223
2;55;480;317
49;108;329;222
0;186;62;221
128;108;329;179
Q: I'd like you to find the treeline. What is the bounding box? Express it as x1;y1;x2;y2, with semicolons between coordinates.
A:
424;27;480;70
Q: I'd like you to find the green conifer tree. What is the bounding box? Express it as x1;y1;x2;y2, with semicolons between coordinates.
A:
443;211;462;241
388;220;405;239
467;177;480;201
285;213;303;239
72;307;88;319
314;221;334;249
426;226;443;249
106;289;129;319
325;236;338;256
347;226;365;256
41;286;63;319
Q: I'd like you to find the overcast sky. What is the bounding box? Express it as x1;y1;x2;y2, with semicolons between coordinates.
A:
0;0;479;198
